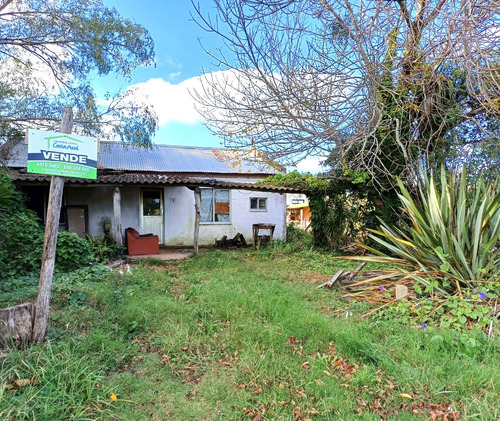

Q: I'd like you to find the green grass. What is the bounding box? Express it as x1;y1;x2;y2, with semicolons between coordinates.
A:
1;248;499;420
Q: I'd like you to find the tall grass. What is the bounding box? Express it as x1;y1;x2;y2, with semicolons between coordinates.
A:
0;340;113;420
1;249;498;420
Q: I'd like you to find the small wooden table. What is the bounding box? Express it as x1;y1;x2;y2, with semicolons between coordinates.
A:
252;223;276;248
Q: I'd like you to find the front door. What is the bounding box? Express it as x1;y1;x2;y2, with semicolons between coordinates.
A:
141;189;164;244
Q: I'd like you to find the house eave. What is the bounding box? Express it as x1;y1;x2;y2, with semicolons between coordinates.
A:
7;168;308;194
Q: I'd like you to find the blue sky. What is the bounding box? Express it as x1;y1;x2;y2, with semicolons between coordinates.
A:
98;0;323;173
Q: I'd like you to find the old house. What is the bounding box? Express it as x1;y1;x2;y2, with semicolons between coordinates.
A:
2;140;299;248
286;194;311;231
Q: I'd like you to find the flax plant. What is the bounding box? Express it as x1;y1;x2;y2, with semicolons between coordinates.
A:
357;167;500;295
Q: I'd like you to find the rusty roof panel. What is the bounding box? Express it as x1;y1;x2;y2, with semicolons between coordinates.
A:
2;141;279;175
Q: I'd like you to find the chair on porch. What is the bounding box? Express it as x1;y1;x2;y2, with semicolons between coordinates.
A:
125;227;159;256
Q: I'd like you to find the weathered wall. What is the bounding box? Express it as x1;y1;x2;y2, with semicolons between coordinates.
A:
163;186;286;246
65;185;114;237
65;183;286;247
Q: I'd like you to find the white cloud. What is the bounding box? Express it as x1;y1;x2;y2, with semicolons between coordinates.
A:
293;156;325;175
168;71;182;80
128;70;250;127
130;76;204;126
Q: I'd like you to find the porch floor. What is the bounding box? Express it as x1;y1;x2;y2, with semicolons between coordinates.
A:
125;247;192;261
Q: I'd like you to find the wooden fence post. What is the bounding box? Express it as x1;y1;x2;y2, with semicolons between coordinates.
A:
31;108;73;344
193;187;201;255
113;186;122;246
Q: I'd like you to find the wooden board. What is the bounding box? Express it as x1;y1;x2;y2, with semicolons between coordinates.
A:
215;202;230;214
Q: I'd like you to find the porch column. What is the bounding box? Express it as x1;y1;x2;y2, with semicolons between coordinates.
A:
113;186;122;246
193;187;201;255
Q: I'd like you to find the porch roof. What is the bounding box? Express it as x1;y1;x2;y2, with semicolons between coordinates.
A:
8;169;307;194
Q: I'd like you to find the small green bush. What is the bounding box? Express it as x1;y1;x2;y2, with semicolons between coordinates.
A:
55;231;94;271
0;174;45;278
286;223;313;250
86;234;124;263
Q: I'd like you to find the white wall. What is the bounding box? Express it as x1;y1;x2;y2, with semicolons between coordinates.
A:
163;186;287;246
65;183;287;247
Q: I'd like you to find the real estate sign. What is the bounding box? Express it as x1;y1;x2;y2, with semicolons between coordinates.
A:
27;129;98;179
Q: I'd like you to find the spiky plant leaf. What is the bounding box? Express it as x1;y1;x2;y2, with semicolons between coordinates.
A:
361;167;500;294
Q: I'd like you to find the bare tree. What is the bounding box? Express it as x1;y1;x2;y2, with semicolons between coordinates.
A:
191;0;500;189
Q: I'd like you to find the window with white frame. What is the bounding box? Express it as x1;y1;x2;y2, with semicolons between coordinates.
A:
250;197;267;211
201;189;230;222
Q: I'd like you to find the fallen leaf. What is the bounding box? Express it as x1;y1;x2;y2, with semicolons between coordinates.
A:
399;393;413;399
253;385;262;394
323;370;332;376
110;393;118;401
15;379;32;388
5;378;39;391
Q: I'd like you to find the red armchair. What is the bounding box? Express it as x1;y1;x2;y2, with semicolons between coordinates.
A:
125;227;159;256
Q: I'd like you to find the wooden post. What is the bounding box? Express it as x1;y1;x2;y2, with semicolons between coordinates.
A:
32;108;73;344
113;186;122;246
0;303;34;349
193;187;201;255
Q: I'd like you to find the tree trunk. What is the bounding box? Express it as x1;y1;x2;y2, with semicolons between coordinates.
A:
31;108;73;344
0;303;34;349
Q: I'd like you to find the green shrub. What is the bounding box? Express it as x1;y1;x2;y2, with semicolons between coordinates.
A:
0;176;45;278
360;167;500;294
262;172;374;250
85;234;124;263
285;223;313;250
55;231;94;271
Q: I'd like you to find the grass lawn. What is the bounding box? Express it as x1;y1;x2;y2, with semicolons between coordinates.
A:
1;247;499;420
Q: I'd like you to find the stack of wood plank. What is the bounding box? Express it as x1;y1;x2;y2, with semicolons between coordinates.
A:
216;233;247;248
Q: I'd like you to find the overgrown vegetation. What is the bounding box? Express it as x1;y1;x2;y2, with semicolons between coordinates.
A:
354;167;500;295
0;174;124;304
263;171;401;251
1;249;498;420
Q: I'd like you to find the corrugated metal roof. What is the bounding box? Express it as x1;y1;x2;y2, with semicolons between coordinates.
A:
3;141;280;175
7;169;306;193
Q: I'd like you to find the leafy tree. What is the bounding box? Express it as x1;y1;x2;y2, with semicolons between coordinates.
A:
0;171;11;209
262;172;374;250
192;0;500;191
0;0;157;145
